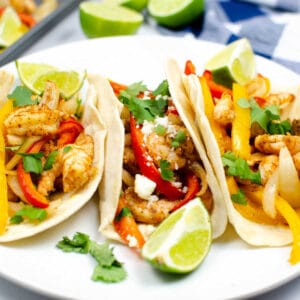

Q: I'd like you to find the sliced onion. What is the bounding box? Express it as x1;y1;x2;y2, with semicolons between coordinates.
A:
263;169;278;218
7;175;28;203
278;146;300;208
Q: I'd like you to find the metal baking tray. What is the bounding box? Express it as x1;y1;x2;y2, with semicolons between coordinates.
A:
0;0;82;67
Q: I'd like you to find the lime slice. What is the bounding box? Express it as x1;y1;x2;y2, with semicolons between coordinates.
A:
104;0;148;11
16;61;58;94
142;198;212;273
0;7;27;47
79;2;143;38
33;70;87;99
205;38;256;88
148;0;204;29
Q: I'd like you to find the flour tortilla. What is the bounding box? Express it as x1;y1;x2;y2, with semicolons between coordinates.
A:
0;84;106;242
180;59;295;246
89;70;228;243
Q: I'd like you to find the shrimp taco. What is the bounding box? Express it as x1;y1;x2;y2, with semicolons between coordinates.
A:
0;68;105;242
178;49;300;263
88;71;227;249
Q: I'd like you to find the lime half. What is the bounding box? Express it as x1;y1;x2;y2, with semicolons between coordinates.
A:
79;2;143;38
0;7;27;47
205;38;256;88
142;198;212;273
104;0;148;11
148;0;204;29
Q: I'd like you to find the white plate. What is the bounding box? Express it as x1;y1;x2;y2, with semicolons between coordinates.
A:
1;36;300;300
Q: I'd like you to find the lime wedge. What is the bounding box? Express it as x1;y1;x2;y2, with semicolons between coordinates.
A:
0;7;27;47
142;198;212;273
104;0;148;11
16;61;58;94
205;38;256;88
33;70;87;99
148;0;204;29
79;2;143;38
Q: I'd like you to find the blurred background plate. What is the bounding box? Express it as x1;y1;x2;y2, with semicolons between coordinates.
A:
0;0;83;67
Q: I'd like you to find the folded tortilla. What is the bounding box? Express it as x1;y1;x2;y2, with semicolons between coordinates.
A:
88;69;228;243
180;59;300;246
0;84;106;242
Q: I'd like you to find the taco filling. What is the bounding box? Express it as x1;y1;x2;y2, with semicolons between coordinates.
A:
0;68;105;242
182;56;300;264
89;73;227;249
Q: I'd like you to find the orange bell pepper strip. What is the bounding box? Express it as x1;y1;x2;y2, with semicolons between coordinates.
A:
109;80;128;97
130;115;184;200
231;83;251;160
0;100;13;234
18;12;36;28
17;138;49;208
170;172;200;212
184;60;197;75
57;117;84;147
114;195;145;249
199;76;230;154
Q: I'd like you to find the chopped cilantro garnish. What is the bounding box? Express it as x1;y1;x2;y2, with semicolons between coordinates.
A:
222;151;261;184
231;189;247;205
56;232;126;283
10;205;47;224
171;130;186;148
18;152;44;174
154;124;167;136
75;98;83;119
238;98;291;135
119;81;168;124
44;150;59;171
152;80;170;97
159;159;174;181
114;207;132;222
63;146;72;153
8;86;39;107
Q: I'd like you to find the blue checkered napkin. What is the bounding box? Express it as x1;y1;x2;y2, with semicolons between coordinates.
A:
154;0;300;74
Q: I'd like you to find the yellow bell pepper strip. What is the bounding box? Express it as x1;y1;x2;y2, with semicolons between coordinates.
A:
0;100;13;234
231;83;251;160
199;76;230;154
17;138;49;208
275;196;300;264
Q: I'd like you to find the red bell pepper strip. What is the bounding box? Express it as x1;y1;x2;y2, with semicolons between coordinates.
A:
184;60;196;75
57;118;84;147
18;12;36;28
170;172;200;212
130;115;184;200
17;138;49;208
114;195;145;249
202;70;232;99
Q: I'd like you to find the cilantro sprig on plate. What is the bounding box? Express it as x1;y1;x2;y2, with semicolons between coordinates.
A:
8;86;39;107
56;232;127;283
119;81;168;124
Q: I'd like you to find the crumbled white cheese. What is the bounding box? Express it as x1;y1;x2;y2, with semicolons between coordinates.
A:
126;234;138;247
134;174;157;200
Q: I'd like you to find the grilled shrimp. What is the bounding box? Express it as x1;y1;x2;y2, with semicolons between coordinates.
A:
213;94;235;126
39;81;60;110
254;134;300;155
4;105;64;137
122;187;179;224
258;155;279;185
0;70;14;106
37;133;94;195
145;126;197;170
266;93;295;108
10;0;36;13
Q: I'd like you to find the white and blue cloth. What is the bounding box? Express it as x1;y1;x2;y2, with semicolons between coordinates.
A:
154;0;300;74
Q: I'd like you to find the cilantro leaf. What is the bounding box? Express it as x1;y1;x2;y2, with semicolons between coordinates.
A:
115;207;132;222
231;189;247;205
56;232;91;254
268;120;292;134
123;81;147;97
222;151;261;184
63;146;72;153
10;205;47;224
89;241;115;267
171;130;186;148
44;150;59;171
154;124;167;136
8;86;39;107
159;159;174;181
18;152;44;174
92;264;127;283
152;80;170;97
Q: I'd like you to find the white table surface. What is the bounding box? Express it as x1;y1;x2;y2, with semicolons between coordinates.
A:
1;6;300;300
